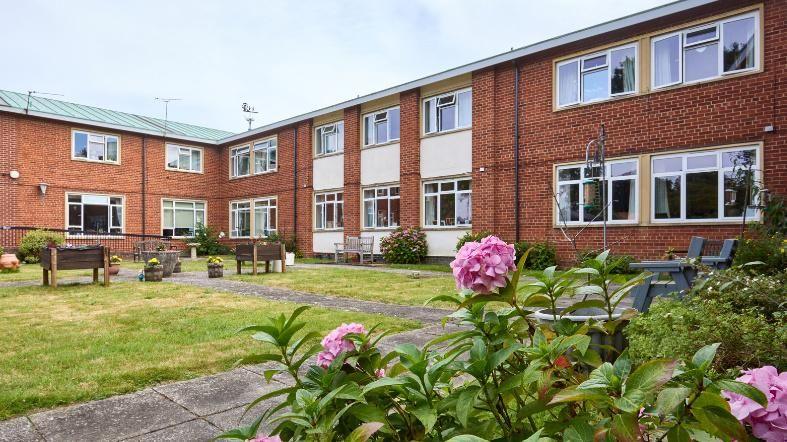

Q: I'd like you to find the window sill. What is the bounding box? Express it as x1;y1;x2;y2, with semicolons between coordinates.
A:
361;227;397;232
553;221;639;228
421;226;472;231
421;126;471;140
555;91;637;112
313;228;345;233
71;157;121;166
229;169;278;180
313;151;344;160
66;233;125;239
166;167;203;175
362;140;400;150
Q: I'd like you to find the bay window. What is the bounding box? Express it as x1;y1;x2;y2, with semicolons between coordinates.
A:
230;145;251;178
557;43;637;107
556;160;638;225
652;11;758;89
253;138;277;173
363;185;400;229
230;201;251;238
72;130;119;163
162;199;205;237
315;191;344;230
315;122;344;156
67;193;123;234
166;144;202;172
651;147;759;222
424;178;471;227
363;107;400;146
423;88;472;134
253;198;277;237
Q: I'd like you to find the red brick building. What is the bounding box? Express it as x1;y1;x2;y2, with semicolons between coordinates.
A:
1;0;784;261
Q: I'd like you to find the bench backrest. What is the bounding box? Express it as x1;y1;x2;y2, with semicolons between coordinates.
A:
686;236;706;259
135;240;169;252
236;242;285;261
344;236;373;253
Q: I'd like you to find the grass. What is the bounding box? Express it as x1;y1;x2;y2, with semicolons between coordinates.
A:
0;281;418;420
387;263;451;273
231;267;458;306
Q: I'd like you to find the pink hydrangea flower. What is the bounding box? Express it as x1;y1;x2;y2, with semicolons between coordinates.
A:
316;323;367;368
722;366;787;442
249;435;282;442
375;368;386;378
450;236;516;294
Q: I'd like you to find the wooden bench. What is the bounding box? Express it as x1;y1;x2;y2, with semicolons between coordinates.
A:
133;240;173;262
40;245;110;287
334;236;374;264
235;242;286;275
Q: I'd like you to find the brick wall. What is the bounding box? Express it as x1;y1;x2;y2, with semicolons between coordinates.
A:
399;90;421;227
0;113;18;226
343;106;361;237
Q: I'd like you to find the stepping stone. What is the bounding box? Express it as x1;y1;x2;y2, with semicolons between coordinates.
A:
0;417;42;442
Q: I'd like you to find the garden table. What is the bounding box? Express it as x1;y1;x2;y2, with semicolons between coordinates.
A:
629;260;697;312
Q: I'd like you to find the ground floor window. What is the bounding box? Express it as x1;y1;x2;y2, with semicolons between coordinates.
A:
424;178;471;227
315;191;344;230
652;146;759;222
230;201;251;238
556;159;638;225
162;199;205;237
363;185;400;228
67;193;123;234
253;198;277;237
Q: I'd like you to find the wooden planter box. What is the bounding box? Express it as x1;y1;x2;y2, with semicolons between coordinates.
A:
235;242;286;275
207;264;224;278
144;265;164;282
40;246;111;287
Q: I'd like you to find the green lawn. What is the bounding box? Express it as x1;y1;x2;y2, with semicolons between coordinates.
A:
232;267;458;306
0;282;418;420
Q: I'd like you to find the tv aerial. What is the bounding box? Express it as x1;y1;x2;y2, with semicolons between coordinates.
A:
155;97;182;135
242;102;258;130
25;90;63;113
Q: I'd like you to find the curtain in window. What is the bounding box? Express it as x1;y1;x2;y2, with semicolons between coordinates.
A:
654;36;679;86
558;61;579;105
623;58;635;92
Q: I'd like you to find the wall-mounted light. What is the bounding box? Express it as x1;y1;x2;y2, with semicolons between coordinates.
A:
9;170;20;179
38;182;48;195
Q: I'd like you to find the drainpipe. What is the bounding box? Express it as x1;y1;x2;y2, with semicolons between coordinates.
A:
513;62;521;242
293;126;298;239
141;135;147;237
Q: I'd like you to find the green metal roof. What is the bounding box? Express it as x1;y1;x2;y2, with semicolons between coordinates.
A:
0;90;235;142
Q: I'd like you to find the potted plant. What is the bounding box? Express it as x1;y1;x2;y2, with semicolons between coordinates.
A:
0;245;21;272
173;259;182;273
108;255;122;275
207;256;224;278
144;257;163;282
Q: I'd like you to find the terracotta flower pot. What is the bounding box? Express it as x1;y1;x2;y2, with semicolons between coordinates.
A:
0;253;20;271
108;264;121;276
144;265;164;282
207;264;224;278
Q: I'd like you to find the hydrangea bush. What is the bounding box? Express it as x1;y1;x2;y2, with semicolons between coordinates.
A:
379;227;428;264
723;366;787;441
223;236;778;441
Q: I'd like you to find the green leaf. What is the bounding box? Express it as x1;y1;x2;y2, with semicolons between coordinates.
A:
563;420;594;442
656;387;691;417
613;350;632;379
457;386;480;428
624;359;676;394
349;403;387;423
665;424;691;442
362;377;406;394
283;305;311;329
579;363;616;390
235;353;282;366
562;299;607;315
346;422;384;442
610;413;640;442
692;406;748;441
488;343;522;370
523;429;543;442
714;379;768;407
691;343;720;370
411;406;437;433
549;386;610;405
446;435;488;442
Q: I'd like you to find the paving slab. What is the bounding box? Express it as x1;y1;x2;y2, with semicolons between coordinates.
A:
124;419;219;442
28;389;196;442
203;396;283;432
0;417;42;442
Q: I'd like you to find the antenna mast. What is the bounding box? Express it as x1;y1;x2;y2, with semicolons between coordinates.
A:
242;102;258;130
155;97;182;136
25;90;63;114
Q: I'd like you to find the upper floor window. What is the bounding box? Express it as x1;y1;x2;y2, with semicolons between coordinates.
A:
253;138;277;173
315;122;344;156
230;145;251;178
652;11;758;89
363;107;400;146
363;185;400;229
423;88;471;135
315;191;344;230
166;144;202;173
557;43;637;108
651;146;759;222
162;199;205;237
424;178;471;227
72;130;119;163
67;193;123;234
556;160;639;225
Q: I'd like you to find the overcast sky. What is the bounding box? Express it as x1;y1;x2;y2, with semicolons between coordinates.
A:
0;0;673;134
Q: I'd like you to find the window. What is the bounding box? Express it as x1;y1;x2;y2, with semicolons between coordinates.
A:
162;200;205;237
557;44;637;107
253;138;277;173
651;147;759;222
423;178;471;227
230;145;251;178
363;185;400;228
67;193;123;234
363;107;400;146
72;130;119;163
556;160;638;225
423;88;472;134
315;191;344;230
253;198;277;237
230;201;251;238
315;122;344;156
166;144;202;172
652;11;758;89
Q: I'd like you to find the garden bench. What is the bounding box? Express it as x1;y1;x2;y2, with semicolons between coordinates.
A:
334;236;374;264
235;242;286;274
133;240;173;262
40;245;111;287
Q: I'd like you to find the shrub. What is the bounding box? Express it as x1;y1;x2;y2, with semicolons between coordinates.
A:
266;232;302;258
380;227;427;264
578;249;635;274
626;267;787;372
17;230;64;263
455;230;492;251
733;233;787;275
191;223;229;256
513;240;557;270
761;193;787;236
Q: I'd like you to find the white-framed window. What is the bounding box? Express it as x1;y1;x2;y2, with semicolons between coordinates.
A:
253;198;277;237
363;185;400;229
166;144;202;173
230;201;251;238
72;130;119;163
315;122;344;156
363;107;400;146
315;191;344;230
423;88;472;134
652;11;759;89
67;193;123;234
556;43;638;108
556;159;639;225
423;178;471;227
230;145;251;178
651;146;760;223
253;138;277;174
162;199;206;237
